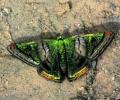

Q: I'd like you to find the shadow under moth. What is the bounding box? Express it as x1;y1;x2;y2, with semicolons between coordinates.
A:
7;32;115;82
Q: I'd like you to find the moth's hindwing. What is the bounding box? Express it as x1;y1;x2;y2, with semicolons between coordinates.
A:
38;40;63;82
66;37;89;81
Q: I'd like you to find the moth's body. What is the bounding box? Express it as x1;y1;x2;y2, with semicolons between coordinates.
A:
8;32;114;82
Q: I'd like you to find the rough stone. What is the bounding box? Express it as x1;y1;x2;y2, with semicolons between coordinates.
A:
0;0;120;100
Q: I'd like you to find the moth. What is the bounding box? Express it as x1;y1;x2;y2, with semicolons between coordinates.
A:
7;32;114;82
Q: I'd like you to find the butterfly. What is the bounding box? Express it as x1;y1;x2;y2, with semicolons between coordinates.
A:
7;32;114;82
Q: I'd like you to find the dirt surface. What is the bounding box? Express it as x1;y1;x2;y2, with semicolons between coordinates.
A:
0;0;120;100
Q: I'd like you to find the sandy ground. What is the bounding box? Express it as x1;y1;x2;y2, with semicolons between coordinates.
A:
0;0;120;100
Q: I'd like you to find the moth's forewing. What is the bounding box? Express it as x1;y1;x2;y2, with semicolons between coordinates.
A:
89;32;115;60
67;32;115;81
7;41;41;67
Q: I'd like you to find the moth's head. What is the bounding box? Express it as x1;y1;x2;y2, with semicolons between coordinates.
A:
57;36;64;40
7;43;16;52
